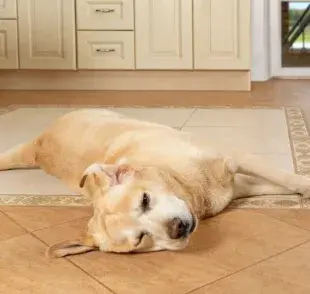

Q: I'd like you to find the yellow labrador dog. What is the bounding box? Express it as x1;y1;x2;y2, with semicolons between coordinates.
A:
1;109;309;258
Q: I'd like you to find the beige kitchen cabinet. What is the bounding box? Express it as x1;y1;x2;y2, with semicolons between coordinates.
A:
0;0;16;19
0;20;18;68
77;0;134;30
17;0;76;69
135;0;193;69
0;0;251;91
194;0;250;69
78;31;135;69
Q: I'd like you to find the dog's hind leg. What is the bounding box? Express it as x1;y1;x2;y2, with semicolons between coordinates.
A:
232;153;310;196
0;141;39;170
233;174;294;199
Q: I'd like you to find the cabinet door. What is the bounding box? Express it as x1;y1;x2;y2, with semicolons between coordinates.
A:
194;0;250;70
135;0;193;69
0;20;18;68
0;0;17;19
17;0;76;69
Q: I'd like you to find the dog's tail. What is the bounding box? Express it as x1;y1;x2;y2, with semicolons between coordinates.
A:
0;141;38;170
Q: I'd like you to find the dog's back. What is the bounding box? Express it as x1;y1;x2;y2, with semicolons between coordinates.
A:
20;109;207;191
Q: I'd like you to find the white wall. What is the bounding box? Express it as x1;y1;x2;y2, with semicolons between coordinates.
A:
251;0;270;81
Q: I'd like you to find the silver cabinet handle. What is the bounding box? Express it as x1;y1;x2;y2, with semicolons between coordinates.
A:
95;8;115;13
96;49;115;53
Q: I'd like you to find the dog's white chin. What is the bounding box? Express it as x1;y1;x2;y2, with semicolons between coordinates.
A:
153;237;190;252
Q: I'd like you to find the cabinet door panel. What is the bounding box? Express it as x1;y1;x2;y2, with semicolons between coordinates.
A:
135;0;193;69
18;0;76;69
0;20;18;69
194;0;250;69
0;0;17;19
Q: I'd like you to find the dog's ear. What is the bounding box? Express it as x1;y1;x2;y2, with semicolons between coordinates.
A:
79;163;136;189
45;235;96;259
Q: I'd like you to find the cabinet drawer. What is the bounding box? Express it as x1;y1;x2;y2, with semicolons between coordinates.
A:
78;31;134;69
0;0;17;19
0;20;18;69
77;0;134;30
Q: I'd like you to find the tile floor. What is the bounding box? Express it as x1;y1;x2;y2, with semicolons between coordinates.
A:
0;105;309;293
1;207;310;293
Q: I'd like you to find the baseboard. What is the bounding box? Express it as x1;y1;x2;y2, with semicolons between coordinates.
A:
0;70;251;91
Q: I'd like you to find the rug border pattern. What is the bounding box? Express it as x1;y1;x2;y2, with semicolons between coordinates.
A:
0;105;309;209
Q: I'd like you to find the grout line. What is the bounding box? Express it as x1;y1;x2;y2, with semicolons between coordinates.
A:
253;209;310;233
180;108;197;130
0;211;29;241
1;210;29;233
1;210;115;293
186;239;310;294
65;258;117;294
1;209;91;235
29;230;117;294
31;215;91;234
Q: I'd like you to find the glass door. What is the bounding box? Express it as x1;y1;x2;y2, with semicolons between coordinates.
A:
270;0;310;76
282;2;310;67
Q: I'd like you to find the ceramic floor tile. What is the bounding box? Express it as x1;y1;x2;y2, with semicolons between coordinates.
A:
255;154;294;173
192;241;310;294
1;206;92;231
0;211;26;241
0;107;82;196
0;108;77;150
185;108;286;127
0;169;76;195
34;217;89;245
62;210;310;294
181;126;291;154
257;209;310;232
0;234;111;294
111;107;195;127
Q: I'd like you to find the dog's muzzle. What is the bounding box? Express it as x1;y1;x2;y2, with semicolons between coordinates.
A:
167;215;196;239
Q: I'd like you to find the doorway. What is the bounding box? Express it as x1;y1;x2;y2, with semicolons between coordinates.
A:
270;0;310;76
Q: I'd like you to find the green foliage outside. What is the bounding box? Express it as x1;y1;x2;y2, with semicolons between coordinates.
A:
289;8;310;44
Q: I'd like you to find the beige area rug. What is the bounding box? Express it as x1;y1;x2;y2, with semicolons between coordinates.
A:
0;106;309;209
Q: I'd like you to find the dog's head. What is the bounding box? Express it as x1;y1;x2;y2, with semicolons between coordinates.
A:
47;162;197;258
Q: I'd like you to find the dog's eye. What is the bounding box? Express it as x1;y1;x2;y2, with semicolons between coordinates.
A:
141;192;150;212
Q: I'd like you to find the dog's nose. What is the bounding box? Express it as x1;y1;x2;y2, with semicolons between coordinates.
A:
167;217;193;239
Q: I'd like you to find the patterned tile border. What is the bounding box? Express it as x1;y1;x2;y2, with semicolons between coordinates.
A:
286;107;310;208
0;105;309;209
0;194;91;207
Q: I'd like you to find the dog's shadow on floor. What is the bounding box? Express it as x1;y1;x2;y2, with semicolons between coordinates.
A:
183;210;234;255
185;227;222;255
